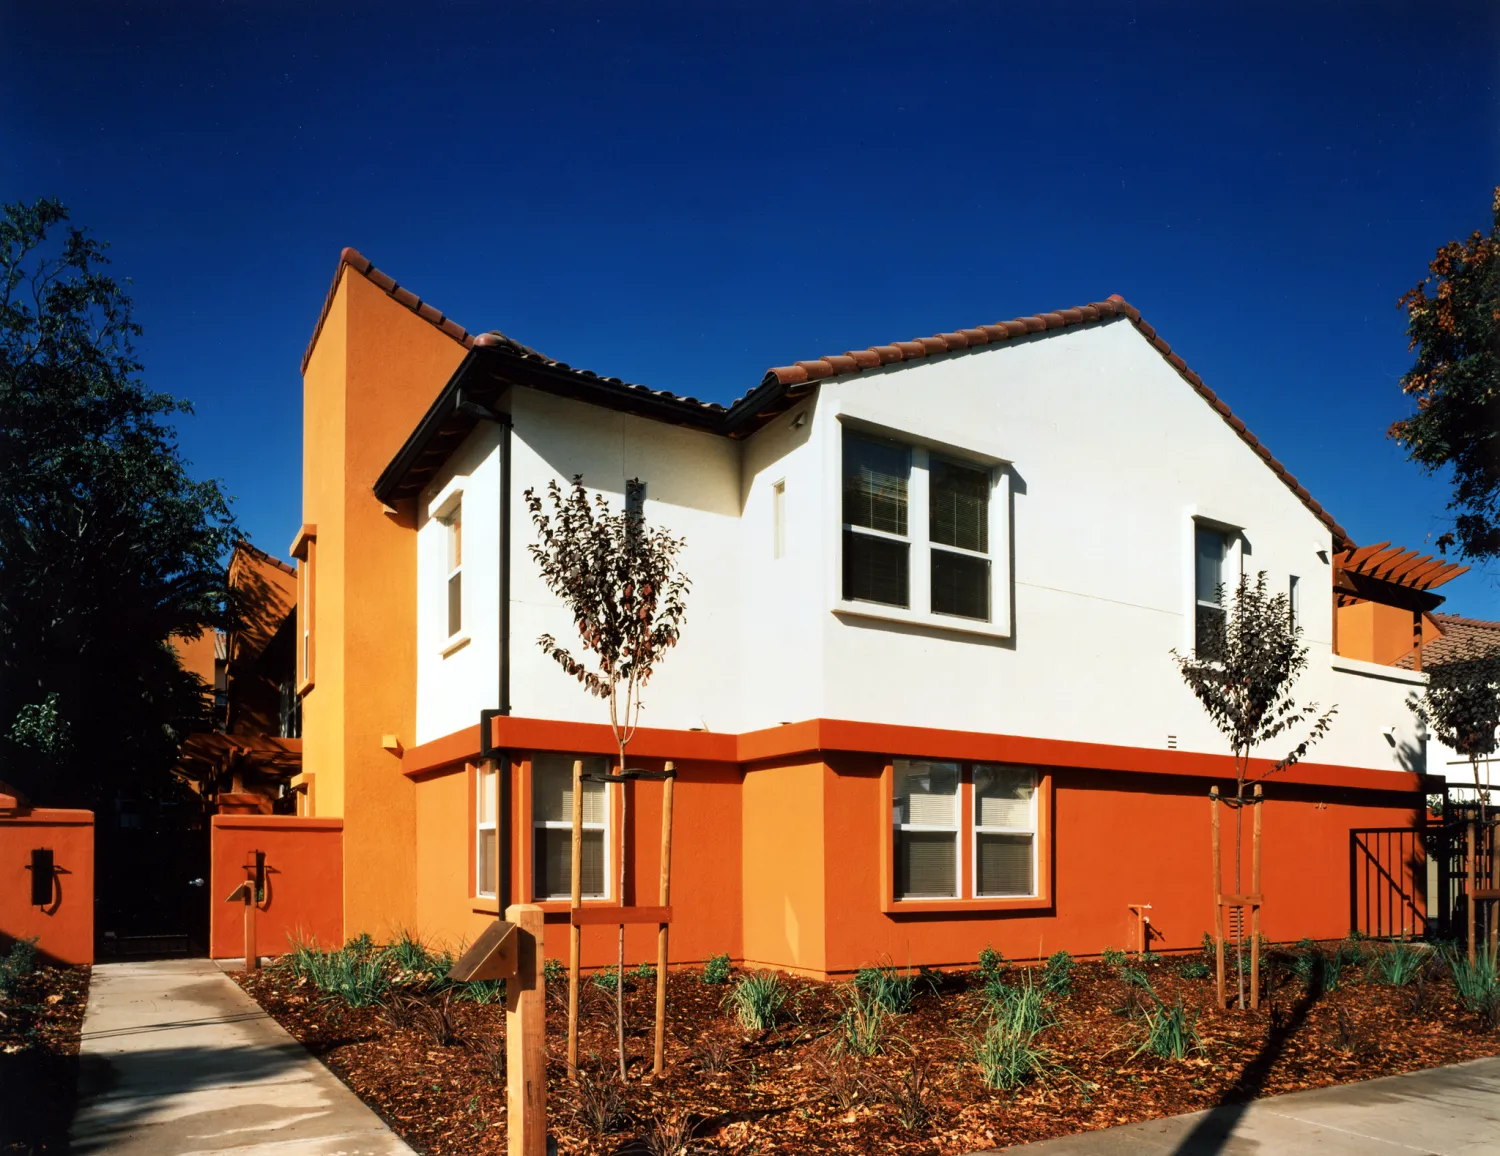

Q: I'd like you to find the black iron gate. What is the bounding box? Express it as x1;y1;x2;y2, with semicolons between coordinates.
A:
1349;825;1429;939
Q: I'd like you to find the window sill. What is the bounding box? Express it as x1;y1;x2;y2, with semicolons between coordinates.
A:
834;601;1010;640
296;677;315;698
440;632;471;658
883;895;1050;915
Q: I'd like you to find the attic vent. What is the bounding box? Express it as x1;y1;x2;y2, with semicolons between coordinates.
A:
1166;735;1178;750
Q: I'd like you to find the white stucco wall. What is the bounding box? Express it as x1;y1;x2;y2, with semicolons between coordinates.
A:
412;315;1441;774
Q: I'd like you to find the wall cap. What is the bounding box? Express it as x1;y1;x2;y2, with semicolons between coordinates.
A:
211;815;344;831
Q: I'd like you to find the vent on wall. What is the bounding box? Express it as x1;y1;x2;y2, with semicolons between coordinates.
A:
1166;735;1178;750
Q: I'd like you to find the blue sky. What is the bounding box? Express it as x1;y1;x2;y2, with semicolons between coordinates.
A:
5;1;1498;616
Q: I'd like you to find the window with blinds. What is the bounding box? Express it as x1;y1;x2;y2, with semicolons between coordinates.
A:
893;760;959;899
1194;524;1228;659
973;765;1036;897
892;760;1040;901
930;457;991;621
444;502;463;639
477;763;497;898
843;432;911;607
532;753;608;900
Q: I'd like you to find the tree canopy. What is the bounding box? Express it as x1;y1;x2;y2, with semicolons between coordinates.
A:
1389;187;1500;562
0;198;236;808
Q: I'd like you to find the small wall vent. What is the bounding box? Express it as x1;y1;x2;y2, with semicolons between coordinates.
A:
1166;735;1178;750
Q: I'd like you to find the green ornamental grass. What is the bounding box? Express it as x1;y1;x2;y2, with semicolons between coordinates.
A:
724;971;788;1031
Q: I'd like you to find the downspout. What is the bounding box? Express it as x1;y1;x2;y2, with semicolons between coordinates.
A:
472;402;513;909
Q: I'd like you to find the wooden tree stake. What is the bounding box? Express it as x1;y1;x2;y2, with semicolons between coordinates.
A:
1211;787;1225;1009
567;759;584;1080
653;763;676;1077
1250;784;1262;1010
505;903;547;1156
1468;819;1477;964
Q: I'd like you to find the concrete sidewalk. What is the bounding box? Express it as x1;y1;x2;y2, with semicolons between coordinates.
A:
990;1054;1500;1154
72;958;415;1155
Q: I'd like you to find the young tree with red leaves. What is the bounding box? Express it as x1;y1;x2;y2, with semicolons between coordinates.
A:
524;475;690;1080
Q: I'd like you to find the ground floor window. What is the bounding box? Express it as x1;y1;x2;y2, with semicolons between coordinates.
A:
531;753;609;901
892;759;1038;901
476;762;497;898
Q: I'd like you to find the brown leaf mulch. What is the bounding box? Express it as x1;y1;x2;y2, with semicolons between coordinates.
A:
237;951;1500;1155
0;962;90;1155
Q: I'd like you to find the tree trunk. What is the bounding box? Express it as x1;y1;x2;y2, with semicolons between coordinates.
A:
1235;755;1247;1011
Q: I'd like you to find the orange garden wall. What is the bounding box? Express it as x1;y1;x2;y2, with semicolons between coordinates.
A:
210;815;343;959
0;809;94;965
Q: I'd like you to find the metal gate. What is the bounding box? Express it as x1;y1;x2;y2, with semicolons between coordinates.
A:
1349;826;1429;939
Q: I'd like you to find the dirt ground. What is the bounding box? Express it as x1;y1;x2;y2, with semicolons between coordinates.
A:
0;961;89;1155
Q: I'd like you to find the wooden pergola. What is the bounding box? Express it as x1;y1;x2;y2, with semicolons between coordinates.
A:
1332;542;1469;671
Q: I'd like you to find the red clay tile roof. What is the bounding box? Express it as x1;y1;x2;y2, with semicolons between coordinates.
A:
322;250;1350;546
1398;614;1500;670
758;294;1351;549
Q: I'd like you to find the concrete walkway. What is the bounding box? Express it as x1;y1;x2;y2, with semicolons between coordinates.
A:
72;958;415;1155
990;1054;1500;1154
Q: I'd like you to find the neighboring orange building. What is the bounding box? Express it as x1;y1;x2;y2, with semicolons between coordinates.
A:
175;540;302;815
287;249;1476;975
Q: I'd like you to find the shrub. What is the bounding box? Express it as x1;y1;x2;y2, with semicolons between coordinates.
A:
984;970;1052;1036
724;971;788;1031
702;953;732;985
344;932;377;957
0;938;39;998
543;957;566;988
854;962;917;1014
631;961;655;982
1201;931;1217;961
1043;951;1075;997
834;983;888;1057
1374;942;1425;987
972;1019;1052;1091
1101;947;1127;970
592;965;620;992
873;1054;932;1133
977;944;1005;981
1178;960;1212;981
381;930;452;984
1136;995;1201;1060
453;978;506;1004
573;1065;627;1135
1442;943;1500;1026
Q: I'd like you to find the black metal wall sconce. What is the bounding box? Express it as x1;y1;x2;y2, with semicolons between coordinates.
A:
28;848;55;906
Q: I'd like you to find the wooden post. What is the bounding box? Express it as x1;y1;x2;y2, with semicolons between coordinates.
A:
1490;820;1499;959
1469;819;1478;964
567;759;584;1080
653;763;676;1077
243;885;257;972
1250;784;1262;1010
1411;608;1423;673
1211;787;1225;1009
505;903;547;1156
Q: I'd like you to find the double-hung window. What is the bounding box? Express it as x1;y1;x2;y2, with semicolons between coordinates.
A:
444;502;463;639
477;762;498;898
892;759;1039;902
841;429;997;624
531;754;608;901
1194;524;1228;658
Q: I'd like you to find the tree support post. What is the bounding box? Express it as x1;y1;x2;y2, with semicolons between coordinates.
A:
1211;787;1263;1009
567;759;584;1080
653;762;675;1077
1250;784;1262;1010
505;903;547;1156
1211;788;1225;1009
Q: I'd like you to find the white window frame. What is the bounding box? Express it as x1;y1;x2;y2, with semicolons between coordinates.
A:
971;764;1039;899
476;762;497;899
831;408;1012;639
1289;574;1300;630
892;759;961;901
1185;513;1243;655
444;501;463;641
532;754;610;901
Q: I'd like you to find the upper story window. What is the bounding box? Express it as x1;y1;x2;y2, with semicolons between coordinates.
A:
842;430;996;623
1288;574;1300;630
1194;524;1229;656
532;753;609;901
292;525;316;690
443;502;463;639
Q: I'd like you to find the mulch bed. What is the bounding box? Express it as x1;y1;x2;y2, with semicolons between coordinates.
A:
0;963;90;1155
238;949;1500;1155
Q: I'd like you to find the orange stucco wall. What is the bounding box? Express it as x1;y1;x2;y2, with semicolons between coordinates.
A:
817;757;1423;975
171;630;218;687
1336;601;1442;667
299;265;468;942
413;755;744;968
210;815;344;958
0;809;94;965
742;760;827;975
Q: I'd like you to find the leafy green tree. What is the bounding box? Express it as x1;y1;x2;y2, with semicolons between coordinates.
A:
0;198;235;808
1389;187;1500;562
1172;572;1337;1009
1410;655;1500;819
